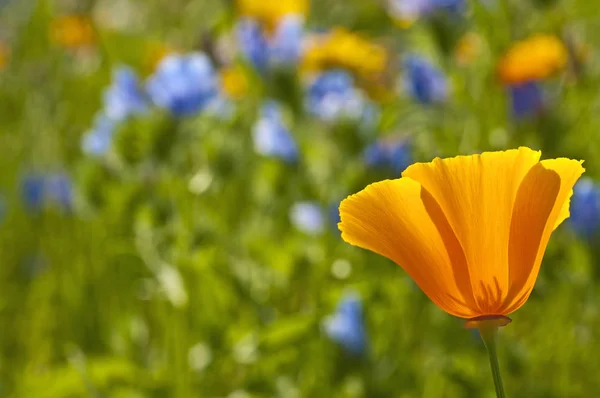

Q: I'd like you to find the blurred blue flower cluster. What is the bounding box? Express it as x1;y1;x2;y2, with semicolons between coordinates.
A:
237;16;304;72
509;81;543;119
403;55;447;104
104;67;148;122
290;201;325;235
21;173;73;213
570;178;600;239
82;53;224;156
387;0;465;22
323;292;367;356
253;101;299;163
82;66;148;156
82;114;116;156
364;139;412;174
306;70;376;124
147;53;220;116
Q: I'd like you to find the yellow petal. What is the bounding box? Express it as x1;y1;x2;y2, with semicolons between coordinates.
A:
503;159;584;314
339;178;479;318
402;147;541;314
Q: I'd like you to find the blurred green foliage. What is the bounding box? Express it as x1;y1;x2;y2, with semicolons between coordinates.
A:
1;0;600;397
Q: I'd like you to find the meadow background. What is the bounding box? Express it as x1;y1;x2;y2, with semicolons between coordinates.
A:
2;0;600;397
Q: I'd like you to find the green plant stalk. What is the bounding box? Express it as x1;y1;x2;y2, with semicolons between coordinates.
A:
479;325;506;398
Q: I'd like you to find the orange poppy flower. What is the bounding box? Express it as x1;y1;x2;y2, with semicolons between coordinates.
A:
50;15;95;50
498;35;567;85
339;147;584;326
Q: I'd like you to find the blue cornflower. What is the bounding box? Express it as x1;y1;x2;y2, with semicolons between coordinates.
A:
20;173;73;213
403;55;447;104
364;139;412;174
387;0;465;21
270;15;304;66
509;81;543;119
21;174;45;212
323;293;367;356
306;70;374;123
289;202;325;235
431;0;466;13
146;52;219;117
237;15;304;71
103;66;148;122
252;101;298;162
569;178;600;239
81;114;115;156
237;19;269;71
46;173;73;211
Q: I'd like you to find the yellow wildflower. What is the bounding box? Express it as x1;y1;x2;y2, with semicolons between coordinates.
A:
50;15;95;49
303;28;388;80
455;32;483;66
498;34;568;84
220;65;249;99
237;0;308;30
339;147;584;325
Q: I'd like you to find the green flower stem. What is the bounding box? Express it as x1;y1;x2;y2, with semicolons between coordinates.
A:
479;325;506;398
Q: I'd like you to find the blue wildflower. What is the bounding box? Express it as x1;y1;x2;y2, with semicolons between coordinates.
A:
21;174;45;213
237;16;304;71
387;0;433;22
289;202;325;235
403;55;447;104
252;101;298;162
387;0;465;21
237;19;269;71
103;67;148;122
364;139;412;174
323;293;367;356
431;0;466;14
270;15;304;66
146;52;219;117
20;173;73;213
46;173;73;211
509;81;543;119
329;200;342;228
81;114;115;156
569;178;600;239
306;70;374;123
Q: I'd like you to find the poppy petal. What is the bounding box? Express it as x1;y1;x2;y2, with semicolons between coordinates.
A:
402;147;541;314
339;178;478;318
553;189;574;230
503;158;584;313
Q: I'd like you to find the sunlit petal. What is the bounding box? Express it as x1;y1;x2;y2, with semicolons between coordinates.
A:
503;159;585;313
339;178;478;318
402;147;540;314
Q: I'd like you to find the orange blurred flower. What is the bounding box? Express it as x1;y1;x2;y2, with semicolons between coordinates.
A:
220;65;249;99
498;34;568;84
237;0;308;31
50;15;95;49
303;28;388;80
0;42;10;71
339;147;584;326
